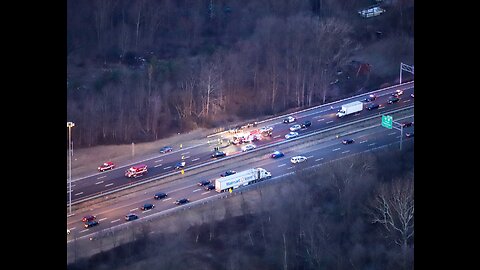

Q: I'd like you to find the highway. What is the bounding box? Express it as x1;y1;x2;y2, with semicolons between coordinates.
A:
67;81;414;204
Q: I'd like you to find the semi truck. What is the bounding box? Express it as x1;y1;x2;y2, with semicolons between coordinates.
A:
215;168;271;192
336;101;363;118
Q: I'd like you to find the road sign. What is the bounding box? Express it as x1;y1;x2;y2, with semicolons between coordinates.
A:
381;115;393;129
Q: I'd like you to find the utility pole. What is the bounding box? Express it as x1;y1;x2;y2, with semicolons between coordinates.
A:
67;122;75;214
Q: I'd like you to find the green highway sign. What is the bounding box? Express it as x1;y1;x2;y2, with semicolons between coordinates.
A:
381;115;393;129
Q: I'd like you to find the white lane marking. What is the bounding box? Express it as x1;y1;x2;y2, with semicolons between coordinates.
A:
368;143;376;146
193;189;201;192
396;136;401;138
312;116;323;119
97;176;106;179
326;120;334;124
184;156;191;159
191;158;200;162
201;191;210;195
403;100;411;103
388;132;396;136
162;198;171;202
332;148;341;151
287;166;294;170
95;181;104;185
130;208;138;212
359;140;368;144
154;159;163;163
164;166;172;170
278;164;286;167
315;158;324;162
111;219;120;223
307;155;314;159
317;118;325;122
79;229;89;233
99;218;107;222
273;135;281;139
69;227;76;231
142;209;152;213
342;150;350;154
379;107;385;110
75;192;83;196
154;164;163;167
182;152;190;155
105;183;113;187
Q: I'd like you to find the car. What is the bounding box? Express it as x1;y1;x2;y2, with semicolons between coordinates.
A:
175;198;189;205
364;94;377;102
204;184;215;191
400;121;413;128
125;213;138;221
84;220;99;228
154;192;167;200
301;120;312;128
342;139;355;145
67;229;71;235
221;170;236;177
271;151;284;159
141;203;155;211
405;132;414;138
81;215;96;222
198;180;211;186
289;124;302;132
98;161;115;172
366;103;380;110
242;144;256;152
388;96;399;104
211;151;226;158
410;93;414;98
175;161;186;169
290;156;307;164
283;116;296;123
159;146;173;153
285;132;299;139
392;89;404;97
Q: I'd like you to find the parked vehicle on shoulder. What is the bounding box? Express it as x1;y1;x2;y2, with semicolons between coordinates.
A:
242;144;256;152
98;161;115;172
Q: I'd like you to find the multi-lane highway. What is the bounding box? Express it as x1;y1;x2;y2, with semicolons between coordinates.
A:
67;81;414;204
67;81;414;241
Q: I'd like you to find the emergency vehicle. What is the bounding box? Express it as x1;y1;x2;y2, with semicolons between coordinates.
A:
125;164;148;178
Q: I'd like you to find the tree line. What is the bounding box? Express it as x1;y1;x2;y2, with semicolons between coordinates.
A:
68;143;414;270
67;0;414;147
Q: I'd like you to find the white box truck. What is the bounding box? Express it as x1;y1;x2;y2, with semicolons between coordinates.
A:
215;168;272;192
336;101;363;118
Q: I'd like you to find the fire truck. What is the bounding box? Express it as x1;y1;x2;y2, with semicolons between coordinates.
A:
125;164;148;178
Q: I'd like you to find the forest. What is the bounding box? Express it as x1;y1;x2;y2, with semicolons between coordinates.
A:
67;0;414;148
67;143;414;270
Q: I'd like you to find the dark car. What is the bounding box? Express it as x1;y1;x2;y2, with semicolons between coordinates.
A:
342;139;355;145
154;192;167;200
366;103;380;110
198;180;211;186
204;184;215;191
159;146;173;153
388;96;400;104
401;121;413;128
271;151;284;159
175;161;186;169
364;94;377;102
301;120;312;128
84;220;99;228
175;198;189;205
221;170;237;177
211;151;226;158
405;132;414;138
141;203;155;211
125;213;138;221
81;215;96;222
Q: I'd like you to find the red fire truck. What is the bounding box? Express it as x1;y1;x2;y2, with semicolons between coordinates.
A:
125;164;148;178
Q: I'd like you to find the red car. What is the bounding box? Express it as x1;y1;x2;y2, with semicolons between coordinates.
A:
82;215;96;222
98;161;115;172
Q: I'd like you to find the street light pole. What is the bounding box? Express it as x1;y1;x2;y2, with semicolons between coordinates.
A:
67;121;75;214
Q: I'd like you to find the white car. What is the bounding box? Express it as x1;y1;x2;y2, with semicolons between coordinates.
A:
290;156;307;164
285;132;299;139
242;144;256;152
283;116;296;123
289;124;302;132
392;89;404;97
67;229;71;235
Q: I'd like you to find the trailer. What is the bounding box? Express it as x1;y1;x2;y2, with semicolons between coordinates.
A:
215;168;271;192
